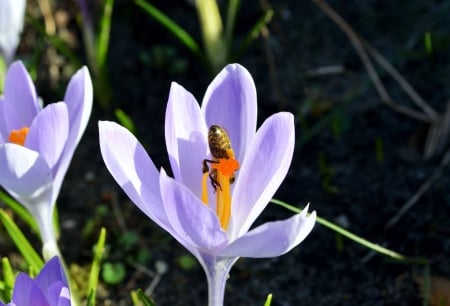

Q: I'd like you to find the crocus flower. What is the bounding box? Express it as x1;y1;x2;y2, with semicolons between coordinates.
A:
99;63;316;305
0;256;70;306
0;61;93;259
0;0;27;64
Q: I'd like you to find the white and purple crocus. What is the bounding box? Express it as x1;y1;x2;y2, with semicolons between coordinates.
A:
0;61;93;260
99;63;316;305
0;256;71;306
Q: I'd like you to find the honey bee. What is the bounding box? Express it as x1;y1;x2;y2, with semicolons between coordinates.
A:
203;125;237;191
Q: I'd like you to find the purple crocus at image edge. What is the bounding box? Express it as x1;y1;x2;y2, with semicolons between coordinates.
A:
0;256;71;306
0;0;27;64
99;63;316;306
0;60;93;259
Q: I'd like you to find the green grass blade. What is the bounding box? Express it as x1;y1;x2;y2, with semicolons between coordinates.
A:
136;289;156;306
195;0;227;72
1;257;15;302
0;56;6;93
234;9;273;60
135;0;202;60
263;293;273;306
0;209;44;272
0;190;38;234
270;198;427;264
87;228;107;306
97;0;114;69
115;108;137;135
225;0;241;50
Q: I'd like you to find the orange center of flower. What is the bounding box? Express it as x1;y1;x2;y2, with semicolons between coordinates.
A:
8;127;30;146
201;157;239;230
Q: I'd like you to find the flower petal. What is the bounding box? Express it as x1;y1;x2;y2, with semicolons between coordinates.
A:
229;112;295;238
165;82;208;196
0;0;26;63
36;256;67;292
11;273;47;305
202;64;257;162
221;206;316;258
159;170;228;254
0;143;53;208
52;66;93;202
99;121;171;230
63;66;93;147
25;102;69;171
2;61;40;133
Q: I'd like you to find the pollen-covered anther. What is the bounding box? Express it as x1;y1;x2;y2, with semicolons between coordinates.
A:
8;127;30;146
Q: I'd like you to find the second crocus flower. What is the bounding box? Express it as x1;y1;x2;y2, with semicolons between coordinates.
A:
0;61;93;260
0;256;70;306
99;63;316;306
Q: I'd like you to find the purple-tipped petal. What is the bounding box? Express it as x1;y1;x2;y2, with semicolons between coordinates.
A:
165;82;208;196
230;112;295;238
2;61;40;132
222;207;316;258
36;257;67;292
8;257;70;306
202;64;257;162
11;273;47;305
159;170;228;254
0;144;52;204
25;102;69;170
99;121;171;230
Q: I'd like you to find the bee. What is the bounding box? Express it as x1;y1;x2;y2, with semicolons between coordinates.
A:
203;125;237;191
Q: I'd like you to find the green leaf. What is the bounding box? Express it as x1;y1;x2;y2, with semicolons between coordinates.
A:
97;0;114;69
263;293;273;306
115;109;137;135
102;262;126;285
177;254;197;271
1;258;15;301
225;0;241;50
0;190;38;234
234;9;273;60
135;0;203;60
0;210;44;272
0;56;6;93
87;227;107;306
135;289;156;306
270;198;428;265
195;0;227;72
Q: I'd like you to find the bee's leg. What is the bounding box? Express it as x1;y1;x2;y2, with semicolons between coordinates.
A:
202;159;210;173
203;159;222;191
209;172;222;192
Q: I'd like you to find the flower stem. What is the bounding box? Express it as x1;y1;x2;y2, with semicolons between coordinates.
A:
201;255;237;306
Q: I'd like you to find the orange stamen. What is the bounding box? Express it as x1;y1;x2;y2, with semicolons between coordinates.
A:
8;127;30;146
201;171;210;205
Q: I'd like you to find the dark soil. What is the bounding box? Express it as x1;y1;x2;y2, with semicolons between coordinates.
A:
2;1;450;305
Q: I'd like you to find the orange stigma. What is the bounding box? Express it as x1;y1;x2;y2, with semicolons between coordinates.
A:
8;127;30;146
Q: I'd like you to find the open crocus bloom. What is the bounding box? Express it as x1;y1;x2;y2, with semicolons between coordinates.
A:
99;63;316;305
0;61;92;259
0;0;27;64
0;256;71;306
